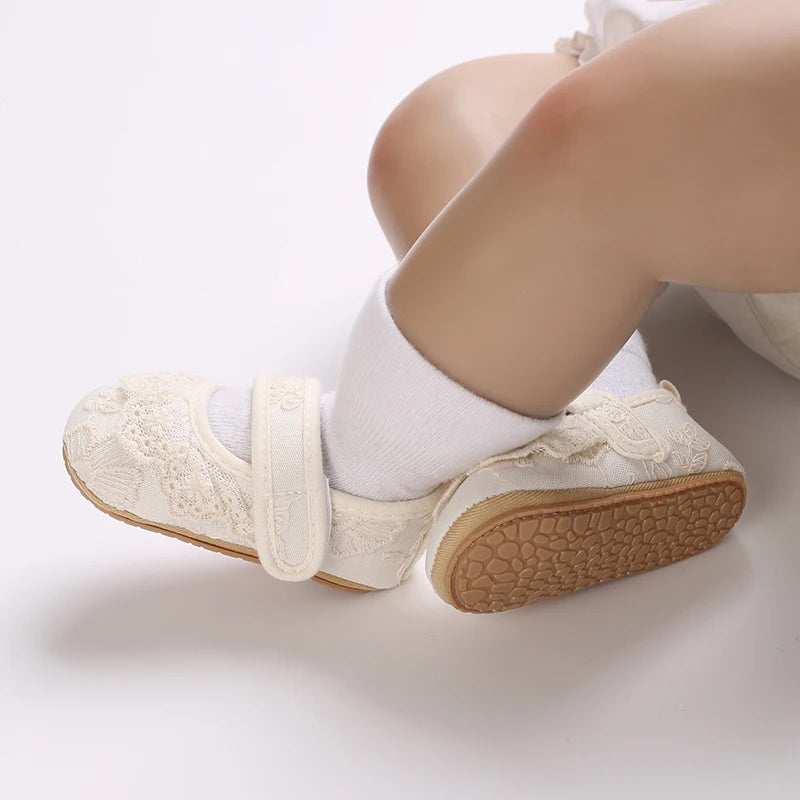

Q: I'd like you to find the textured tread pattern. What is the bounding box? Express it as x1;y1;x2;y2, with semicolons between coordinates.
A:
449;479;745;613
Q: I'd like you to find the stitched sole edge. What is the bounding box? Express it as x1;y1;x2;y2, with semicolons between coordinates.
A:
62;444;373;594
430;471;746;613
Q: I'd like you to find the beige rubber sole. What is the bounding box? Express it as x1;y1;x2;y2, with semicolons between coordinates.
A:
62;444;373;593
430;470;746;614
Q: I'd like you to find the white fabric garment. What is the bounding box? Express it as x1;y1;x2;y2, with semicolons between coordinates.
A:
556;0;716;64
695;291;800;380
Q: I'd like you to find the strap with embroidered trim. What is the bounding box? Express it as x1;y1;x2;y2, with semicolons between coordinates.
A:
251;375;332;582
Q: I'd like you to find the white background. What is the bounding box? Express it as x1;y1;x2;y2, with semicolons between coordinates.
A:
2;1;799;797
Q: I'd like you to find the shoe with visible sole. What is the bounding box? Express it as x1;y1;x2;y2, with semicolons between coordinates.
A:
63;373;448;592
425;381;746;614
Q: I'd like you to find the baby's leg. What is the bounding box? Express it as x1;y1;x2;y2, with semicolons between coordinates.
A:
388;0;800;419
208;55;583;502
215;0;800;504
367;50;659;399
367;53;578;258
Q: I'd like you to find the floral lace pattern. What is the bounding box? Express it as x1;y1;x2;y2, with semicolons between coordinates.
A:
268;493;304;563
64;422;142;510
328;509;407;558
644;422;711;482
502;388;722;484
269;379;304;412
64;373;433;580
66;373;254;542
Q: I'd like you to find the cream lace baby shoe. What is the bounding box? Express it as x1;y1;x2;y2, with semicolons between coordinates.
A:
63;373;449;592
425;381;746;613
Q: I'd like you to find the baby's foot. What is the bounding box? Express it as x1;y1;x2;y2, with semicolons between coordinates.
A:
208;272;659;503
209;270;561;502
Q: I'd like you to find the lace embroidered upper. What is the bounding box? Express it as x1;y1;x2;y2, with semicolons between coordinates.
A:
64;374;743;585
66;373;254;541
428;383;744;524
63;373;433;567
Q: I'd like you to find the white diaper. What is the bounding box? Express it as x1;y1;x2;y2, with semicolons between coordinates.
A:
556;0;716;64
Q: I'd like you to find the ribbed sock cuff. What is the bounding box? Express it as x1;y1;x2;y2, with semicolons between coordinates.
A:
321;268;564;500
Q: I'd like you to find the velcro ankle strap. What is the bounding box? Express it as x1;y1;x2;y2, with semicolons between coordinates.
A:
251;375;331;581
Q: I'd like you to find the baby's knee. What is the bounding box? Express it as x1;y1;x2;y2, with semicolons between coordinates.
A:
367;68;469;211
514;56;638;154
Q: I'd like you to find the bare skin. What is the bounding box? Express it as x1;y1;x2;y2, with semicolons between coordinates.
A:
378;0;800;419
368;52;578;259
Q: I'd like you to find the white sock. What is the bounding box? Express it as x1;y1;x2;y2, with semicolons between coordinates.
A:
208;269;561;501
587;330;659;396
208;331;659;478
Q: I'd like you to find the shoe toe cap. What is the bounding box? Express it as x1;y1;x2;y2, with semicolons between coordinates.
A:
63;382;144;513
64;385;107;437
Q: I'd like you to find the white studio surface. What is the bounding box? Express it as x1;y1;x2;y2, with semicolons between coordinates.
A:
2;1;799;798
